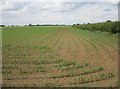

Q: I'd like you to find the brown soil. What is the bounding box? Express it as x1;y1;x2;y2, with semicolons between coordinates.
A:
3;28;118;87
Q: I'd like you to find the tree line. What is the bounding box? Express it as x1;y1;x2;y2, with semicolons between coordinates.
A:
72;20;120;34
28;24;68;26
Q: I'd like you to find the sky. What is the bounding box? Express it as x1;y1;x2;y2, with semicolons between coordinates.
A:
0;0;119;25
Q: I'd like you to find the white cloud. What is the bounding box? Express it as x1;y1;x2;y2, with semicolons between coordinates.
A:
1;1;118;25
0;0;120;2
77;3;117;22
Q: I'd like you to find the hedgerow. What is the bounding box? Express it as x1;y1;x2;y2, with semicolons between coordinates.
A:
72;21;120;34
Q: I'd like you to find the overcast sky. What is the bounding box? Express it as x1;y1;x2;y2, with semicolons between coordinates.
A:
0;0;119;25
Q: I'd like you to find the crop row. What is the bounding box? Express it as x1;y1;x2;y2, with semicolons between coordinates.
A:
72;29;116;61
49;66;104;78
69;72;114;85
51;33;62;48
57;35;65;50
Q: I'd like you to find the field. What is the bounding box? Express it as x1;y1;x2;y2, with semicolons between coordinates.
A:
2;26;118;87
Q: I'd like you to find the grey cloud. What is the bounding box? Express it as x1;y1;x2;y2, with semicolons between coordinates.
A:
51;2;87;12
3;2;30;11
103;9;111;11
52;2;99;13
26;2;88;14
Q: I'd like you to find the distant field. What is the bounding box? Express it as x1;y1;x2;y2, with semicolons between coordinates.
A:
2;26;118;87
